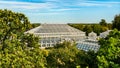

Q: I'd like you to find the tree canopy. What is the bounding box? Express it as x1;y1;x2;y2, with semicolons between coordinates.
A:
112;14;120;30
0;9;46;68
97;29;120;68
99;19;107;26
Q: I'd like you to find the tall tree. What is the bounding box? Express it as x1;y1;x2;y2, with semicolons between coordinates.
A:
92;25;101;35
99;19;107;26
83;25;92;36
0;9;32;50
0;9;46;67
112;14;120;30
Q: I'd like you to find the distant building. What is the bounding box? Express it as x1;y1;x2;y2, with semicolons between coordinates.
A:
25;24;86;47
25;24;104;52
88;31;97;40
100;30;112;38
77;31;100;52
76;30;112;52
77;40;100;52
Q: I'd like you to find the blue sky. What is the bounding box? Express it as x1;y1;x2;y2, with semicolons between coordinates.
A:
0;0;120;24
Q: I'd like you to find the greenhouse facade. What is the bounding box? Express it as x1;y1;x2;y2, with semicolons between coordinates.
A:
25;24;86;47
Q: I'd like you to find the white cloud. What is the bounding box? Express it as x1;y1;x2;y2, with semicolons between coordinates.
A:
77;1;120;7
0;1;55;9
49;8;80;12
0;0;119;12
0;0;80;13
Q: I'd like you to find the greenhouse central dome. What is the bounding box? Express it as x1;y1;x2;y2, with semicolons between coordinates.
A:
26;24;86;47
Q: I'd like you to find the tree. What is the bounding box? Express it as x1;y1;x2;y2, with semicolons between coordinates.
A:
99;19;108;32
0;9;46;68
46;41;98;68
31;23;41;29
101;26;108;32
97;29;120;68
20;34;40;48
107;23;112;30
68;24;85;31
112;14;120;30
46;42;78;68
83;25;92;36
92;25;101;35
76;51;98;68
99;19;107;26
0;9;32;50
0;33;46;68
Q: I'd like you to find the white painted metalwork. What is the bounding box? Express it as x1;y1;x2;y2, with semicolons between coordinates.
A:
26;24;86;47
100;30;112;38
77;39;100;52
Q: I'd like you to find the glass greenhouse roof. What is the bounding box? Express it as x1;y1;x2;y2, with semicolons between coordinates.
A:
27;24;85;33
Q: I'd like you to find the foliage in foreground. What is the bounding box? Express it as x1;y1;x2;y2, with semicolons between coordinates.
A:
46;42;98;68
97;29;120;68
0;9;46;68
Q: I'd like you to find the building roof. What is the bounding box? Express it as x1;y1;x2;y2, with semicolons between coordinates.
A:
77;40;100;52
26;24;85;34
100;30;112;38
88;31;97;37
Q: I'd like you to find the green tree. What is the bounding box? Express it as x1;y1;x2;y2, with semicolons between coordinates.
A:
99;19;107;26
68;24;85;31
0;9;32;50
83;25;92;36
107;23;112;30
92;25;101;35
46;41;98;68
101;26;108;32
112;14;120;30
0;33;46;68
31;23;41;29
99;19;108;32
97;29;120;68
46;42;80;68
0;9;46;68
76;51;98;68
20;34;40;48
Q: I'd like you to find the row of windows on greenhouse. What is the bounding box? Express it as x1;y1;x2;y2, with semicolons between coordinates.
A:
34;33;85;37
77;42;100;52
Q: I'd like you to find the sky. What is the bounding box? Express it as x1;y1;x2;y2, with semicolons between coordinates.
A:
0;0;120;24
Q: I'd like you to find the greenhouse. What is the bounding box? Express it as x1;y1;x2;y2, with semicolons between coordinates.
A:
76;39;100;52
77;31;100;52
25;24;86;47
100;30;112;38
